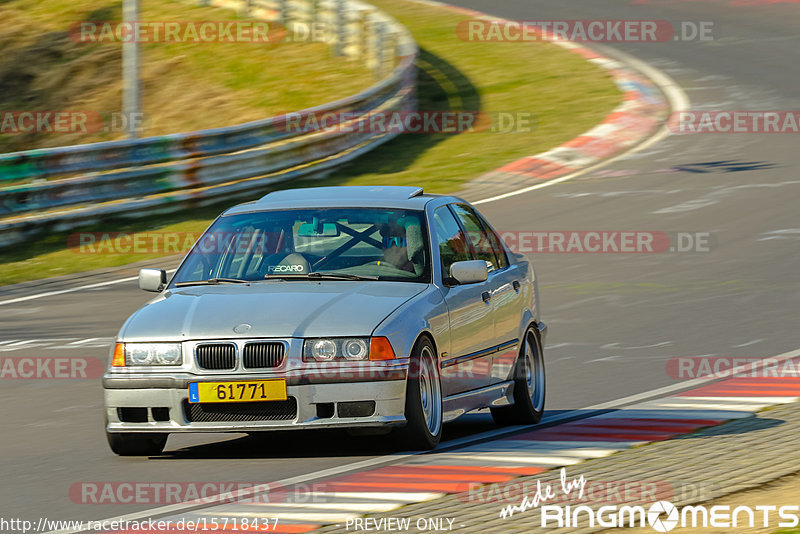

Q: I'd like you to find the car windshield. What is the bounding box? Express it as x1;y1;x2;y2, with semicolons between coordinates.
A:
170;207;430;286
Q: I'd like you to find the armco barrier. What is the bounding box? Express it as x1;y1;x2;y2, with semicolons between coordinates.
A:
0;0;417;248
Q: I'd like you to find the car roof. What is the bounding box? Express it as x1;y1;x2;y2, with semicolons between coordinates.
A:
225;186;458;214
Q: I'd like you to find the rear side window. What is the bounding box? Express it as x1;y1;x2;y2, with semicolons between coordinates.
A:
432;206;470;278
480;216;509;269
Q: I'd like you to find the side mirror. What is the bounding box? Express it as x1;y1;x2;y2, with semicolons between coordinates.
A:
139;268;167;292
449;260;488;285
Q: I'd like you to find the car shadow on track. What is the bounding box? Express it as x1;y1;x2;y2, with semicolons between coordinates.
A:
151;411;570;459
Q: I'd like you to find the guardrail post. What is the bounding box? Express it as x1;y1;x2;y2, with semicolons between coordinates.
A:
240;0;253;17
278;0;288;25
335;0;345;56
386;31;397;73
122;0;141;139
357;9;369;60
374;21;385;80
309;0;319;43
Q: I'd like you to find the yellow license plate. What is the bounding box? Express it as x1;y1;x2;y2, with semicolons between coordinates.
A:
188;380;287;403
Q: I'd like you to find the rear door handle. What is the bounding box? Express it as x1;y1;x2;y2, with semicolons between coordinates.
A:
512;280;521;292
481;291;491;302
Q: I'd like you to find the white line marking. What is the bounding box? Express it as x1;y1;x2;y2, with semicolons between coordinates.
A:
732;339;764;348
584;348;800;411
462;442;621;458
681;396;800;404
68;338;101;345
435;454;588;466
601;341;672;350
593;409;753;421
0;344;51;352
0;277;138;306
286;492;443;503
456;440;627;451
643;402;770;412
214;501;404;512
634;399;771;411
0;269;178;306
45;346;800;534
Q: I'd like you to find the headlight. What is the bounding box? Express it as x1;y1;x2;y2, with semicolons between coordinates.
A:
342;339;368;360
303;338;371;362
119;343;183;366
310;339;337;361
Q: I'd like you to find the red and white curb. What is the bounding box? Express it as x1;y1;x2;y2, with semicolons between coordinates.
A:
410;0;679;202
138;360;800;533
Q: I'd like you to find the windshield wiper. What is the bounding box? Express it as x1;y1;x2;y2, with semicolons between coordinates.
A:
309;271;379;281
174;278;250;287
264;272;378;281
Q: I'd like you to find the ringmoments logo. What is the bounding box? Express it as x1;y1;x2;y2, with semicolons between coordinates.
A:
539;501;800;530
498;469;800;531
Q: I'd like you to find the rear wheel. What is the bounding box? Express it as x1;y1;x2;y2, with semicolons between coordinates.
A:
395;337;442;450
107;432;168;456
491;325;545;425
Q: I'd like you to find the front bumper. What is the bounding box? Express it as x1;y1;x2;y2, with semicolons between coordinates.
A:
105;367;408;433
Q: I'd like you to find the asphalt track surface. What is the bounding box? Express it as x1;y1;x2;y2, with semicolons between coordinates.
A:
1;0;799;525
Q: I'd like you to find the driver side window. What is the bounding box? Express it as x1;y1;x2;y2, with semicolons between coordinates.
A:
432;206;470;279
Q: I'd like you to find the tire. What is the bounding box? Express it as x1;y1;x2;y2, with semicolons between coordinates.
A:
491;325;545;426
107;432;168;456
395;337;442;450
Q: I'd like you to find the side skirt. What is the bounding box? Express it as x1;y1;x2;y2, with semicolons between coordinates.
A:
442;380;514;423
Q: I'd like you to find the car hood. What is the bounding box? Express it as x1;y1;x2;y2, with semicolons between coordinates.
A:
119;281;428;340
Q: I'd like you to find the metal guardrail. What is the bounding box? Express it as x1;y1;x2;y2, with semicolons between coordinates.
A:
0;0;417;248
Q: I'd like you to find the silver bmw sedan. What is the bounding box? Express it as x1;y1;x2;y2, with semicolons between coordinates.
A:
103;186;546;455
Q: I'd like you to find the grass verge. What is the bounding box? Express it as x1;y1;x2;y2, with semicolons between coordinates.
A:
0;0;370;152
0;0;622;285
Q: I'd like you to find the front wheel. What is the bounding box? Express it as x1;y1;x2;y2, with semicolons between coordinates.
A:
491;325;545;425
107;432;168;456
395;337;442;450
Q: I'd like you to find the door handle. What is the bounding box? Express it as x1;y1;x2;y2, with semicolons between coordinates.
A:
481;291;491;302
512;280;521;292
